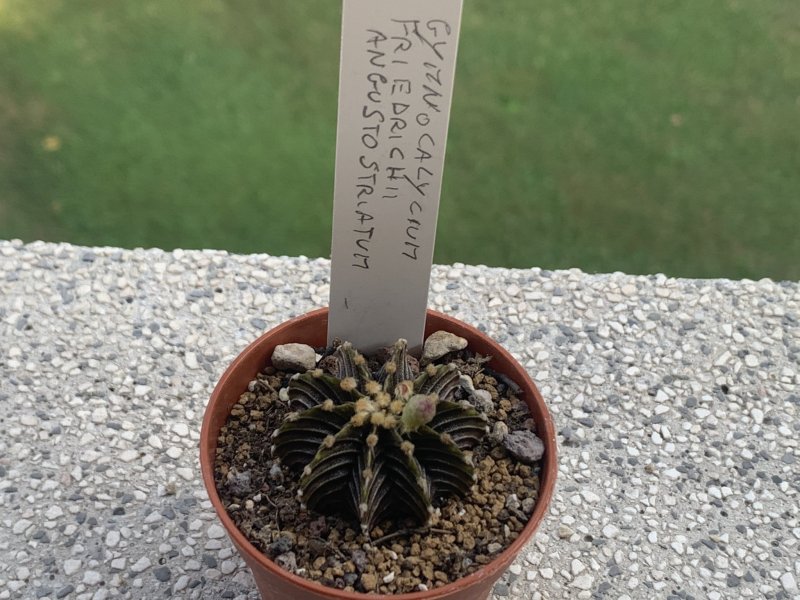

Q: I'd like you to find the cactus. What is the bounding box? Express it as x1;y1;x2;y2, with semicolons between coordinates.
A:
271;339;488;533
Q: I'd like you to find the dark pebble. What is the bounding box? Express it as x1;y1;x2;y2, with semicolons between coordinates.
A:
56;584;75;598
202;554;217;568
493;582;510;596
153;566;171;582
226;470;252;496
267;537;293;557
307;516;328;538
174;496;197;514
503;430;545;463
557;324;576;337
351;549;368;572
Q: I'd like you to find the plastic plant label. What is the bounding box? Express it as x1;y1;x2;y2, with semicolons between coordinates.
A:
328;0;464;353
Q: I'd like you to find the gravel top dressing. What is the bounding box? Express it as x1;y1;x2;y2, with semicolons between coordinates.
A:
214;348;542;594
1;240;798;600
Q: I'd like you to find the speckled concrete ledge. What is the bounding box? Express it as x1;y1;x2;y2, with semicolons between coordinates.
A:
1;239;798;600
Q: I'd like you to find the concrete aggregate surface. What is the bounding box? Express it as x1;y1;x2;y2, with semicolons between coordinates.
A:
0;240;799;599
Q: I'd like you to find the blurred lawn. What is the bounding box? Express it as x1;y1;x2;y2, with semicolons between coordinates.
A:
1;0;798;280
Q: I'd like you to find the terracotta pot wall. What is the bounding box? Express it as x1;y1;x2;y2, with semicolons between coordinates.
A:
200;308;557;600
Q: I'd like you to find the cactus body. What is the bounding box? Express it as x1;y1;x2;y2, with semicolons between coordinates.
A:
271;339;487;532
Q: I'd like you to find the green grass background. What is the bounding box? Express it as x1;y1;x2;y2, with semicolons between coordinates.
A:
1;0;798;279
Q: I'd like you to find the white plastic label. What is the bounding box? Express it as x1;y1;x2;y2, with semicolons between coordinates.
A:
328;0;464;353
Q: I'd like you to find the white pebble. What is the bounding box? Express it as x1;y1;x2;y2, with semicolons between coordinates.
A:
580;490;601;503
83;570;102;585
174;575;189;592
221;560;237;575
119;449;139;462
184;352;199;369
12;519;32;535
64;559;82;576
781;572;798;594
571;559;585;575
208;524;226;539
714;351;732;366
571;574;594;590
130;557;151;573
45;506;64;520
91;407;108;424
602;524;620;538
106;531;121;548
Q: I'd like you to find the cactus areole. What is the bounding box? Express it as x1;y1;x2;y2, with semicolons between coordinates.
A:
270;339;489;534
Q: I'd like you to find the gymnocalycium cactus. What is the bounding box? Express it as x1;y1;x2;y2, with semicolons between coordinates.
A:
271;338;488;533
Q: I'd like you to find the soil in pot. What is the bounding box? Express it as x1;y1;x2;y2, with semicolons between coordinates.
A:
213;341;544;595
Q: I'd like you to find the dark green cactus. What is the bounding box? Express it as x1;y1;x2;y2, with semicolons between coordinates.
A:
271;339;488;533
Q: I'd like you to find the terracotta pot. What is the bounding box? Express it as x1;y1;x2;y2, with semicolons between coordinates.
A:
200;308;557;600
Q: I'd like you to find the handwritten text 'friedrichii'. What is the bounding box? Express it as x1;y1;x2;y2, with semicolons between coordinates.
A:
350;18;454;269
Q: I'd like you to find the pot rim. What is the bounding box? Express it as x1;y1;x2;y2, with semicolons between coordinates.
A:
200;307;558;599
